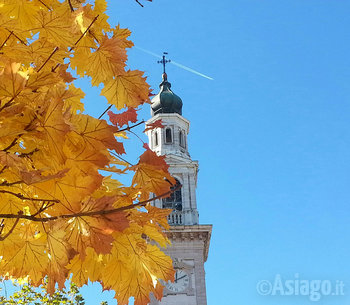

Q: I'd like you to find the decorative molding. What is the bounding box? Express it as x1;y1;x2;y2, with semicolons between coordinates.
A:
166;225;212;262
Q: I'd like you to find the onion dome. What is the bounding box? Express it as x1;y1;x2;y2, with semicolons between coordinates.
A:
151;73;183;116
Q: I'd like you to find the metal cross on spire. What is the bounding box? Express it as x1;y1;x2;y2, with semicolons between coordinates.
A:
157;52;171;74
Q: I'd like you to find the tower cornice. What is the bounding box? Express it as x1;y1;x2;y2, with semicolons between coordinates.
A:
166;225;212;262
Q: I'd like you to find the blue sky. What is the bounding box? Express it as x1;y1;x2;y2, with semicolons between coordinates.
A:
77;0;350;304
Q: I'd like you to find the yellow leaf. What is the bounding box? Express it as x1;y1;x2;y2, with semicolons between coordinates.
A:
37;9;76;48
0;0;41;30
86;35;127;86
101;70;150;109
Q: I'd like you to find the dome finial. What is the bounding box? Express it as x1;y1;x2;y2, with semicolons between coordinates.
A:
157;52;171;74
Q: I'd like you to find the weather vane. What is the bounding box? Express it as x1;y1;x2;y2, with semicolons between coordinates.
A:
157;52;171;74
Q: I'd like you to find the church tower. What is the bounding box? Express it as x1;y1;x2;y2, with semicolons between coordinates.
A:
146;63;212;305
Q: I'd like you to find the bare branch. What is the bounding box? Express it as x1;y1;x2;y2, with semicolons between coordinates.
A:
67;0;74;12
0;32;13;50
135;0;144;7
109;150;134;166
0;94;19;112
0;184;181;222
18;148;39;158
38;0;51;10
118;120;145;132
0;180;22;187
0;166;7;175
5;29;27;46
37;47;59;72
52;14;100;73
0;190;59;203
0;219;4;235
72;15;99;48
129;129;145;144
0;218;20;241
98;105;112;120
2;116;36;152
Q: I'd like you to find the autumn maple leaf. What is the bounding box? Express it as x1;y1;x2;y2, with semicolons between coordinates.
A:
0;1;174;304
108;107;138;128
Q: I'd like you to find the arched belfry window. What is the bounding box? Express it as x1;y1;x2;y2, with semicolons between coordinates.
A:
165;127;172;143
162;179;182;211
179;130;185;148
154;131;158;146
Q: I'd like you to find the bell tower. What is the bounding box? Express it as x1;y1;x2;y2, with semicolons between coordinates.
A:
145;60;212;305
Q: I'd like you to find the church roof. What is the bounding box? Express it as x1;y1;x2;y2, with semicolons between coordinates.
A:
151;73;183;116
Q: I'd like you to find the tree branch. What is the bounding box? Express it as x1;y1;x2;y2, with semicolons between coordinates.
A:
98;105;112;119
0;180;22;187
0;94;19;112
38;0;51;10
0;166;7;175
5;29;27;46
2;117;36;152
0;218;19;241
0;190;59;203
0;184;180;222
72;15;99;48
109;150;134;166
0;32;13;50
37;47;59;72
18;148;39;158
118;120;145;132
67;0;74;12
52;15;100;72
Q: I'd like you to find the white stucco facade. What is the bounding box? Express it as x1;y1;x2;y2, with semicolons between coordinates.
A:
146;111;212;305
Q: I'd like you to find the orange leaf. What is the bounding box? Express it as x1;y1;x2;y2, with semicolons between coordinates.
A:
144;119;164;132
108;107;138;128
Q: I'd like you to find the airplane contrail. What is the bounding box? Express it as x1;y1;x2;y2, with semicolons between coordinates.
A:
134;46;214;81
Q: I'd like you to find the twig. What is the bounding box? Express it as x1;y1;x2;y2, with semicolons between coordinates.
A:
67;0;74;12
0;219;4;235
38;0;51;10
98;105;112;119
0;166;7;175
52;15;100;73
18;148;39;158
135;0;152;7
2;117;36;152
0;218;20;241
31;202;55;217
37;47;59;72
109;150;134;166
135;0;144;7
5;29;27;46
0;190;59;203
0;94;18;112
72;15;99;48
129;129;145;144
3;136;20;152
0;32;13;50
0;180;22;187
0;184;181;222
118;120;145;132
